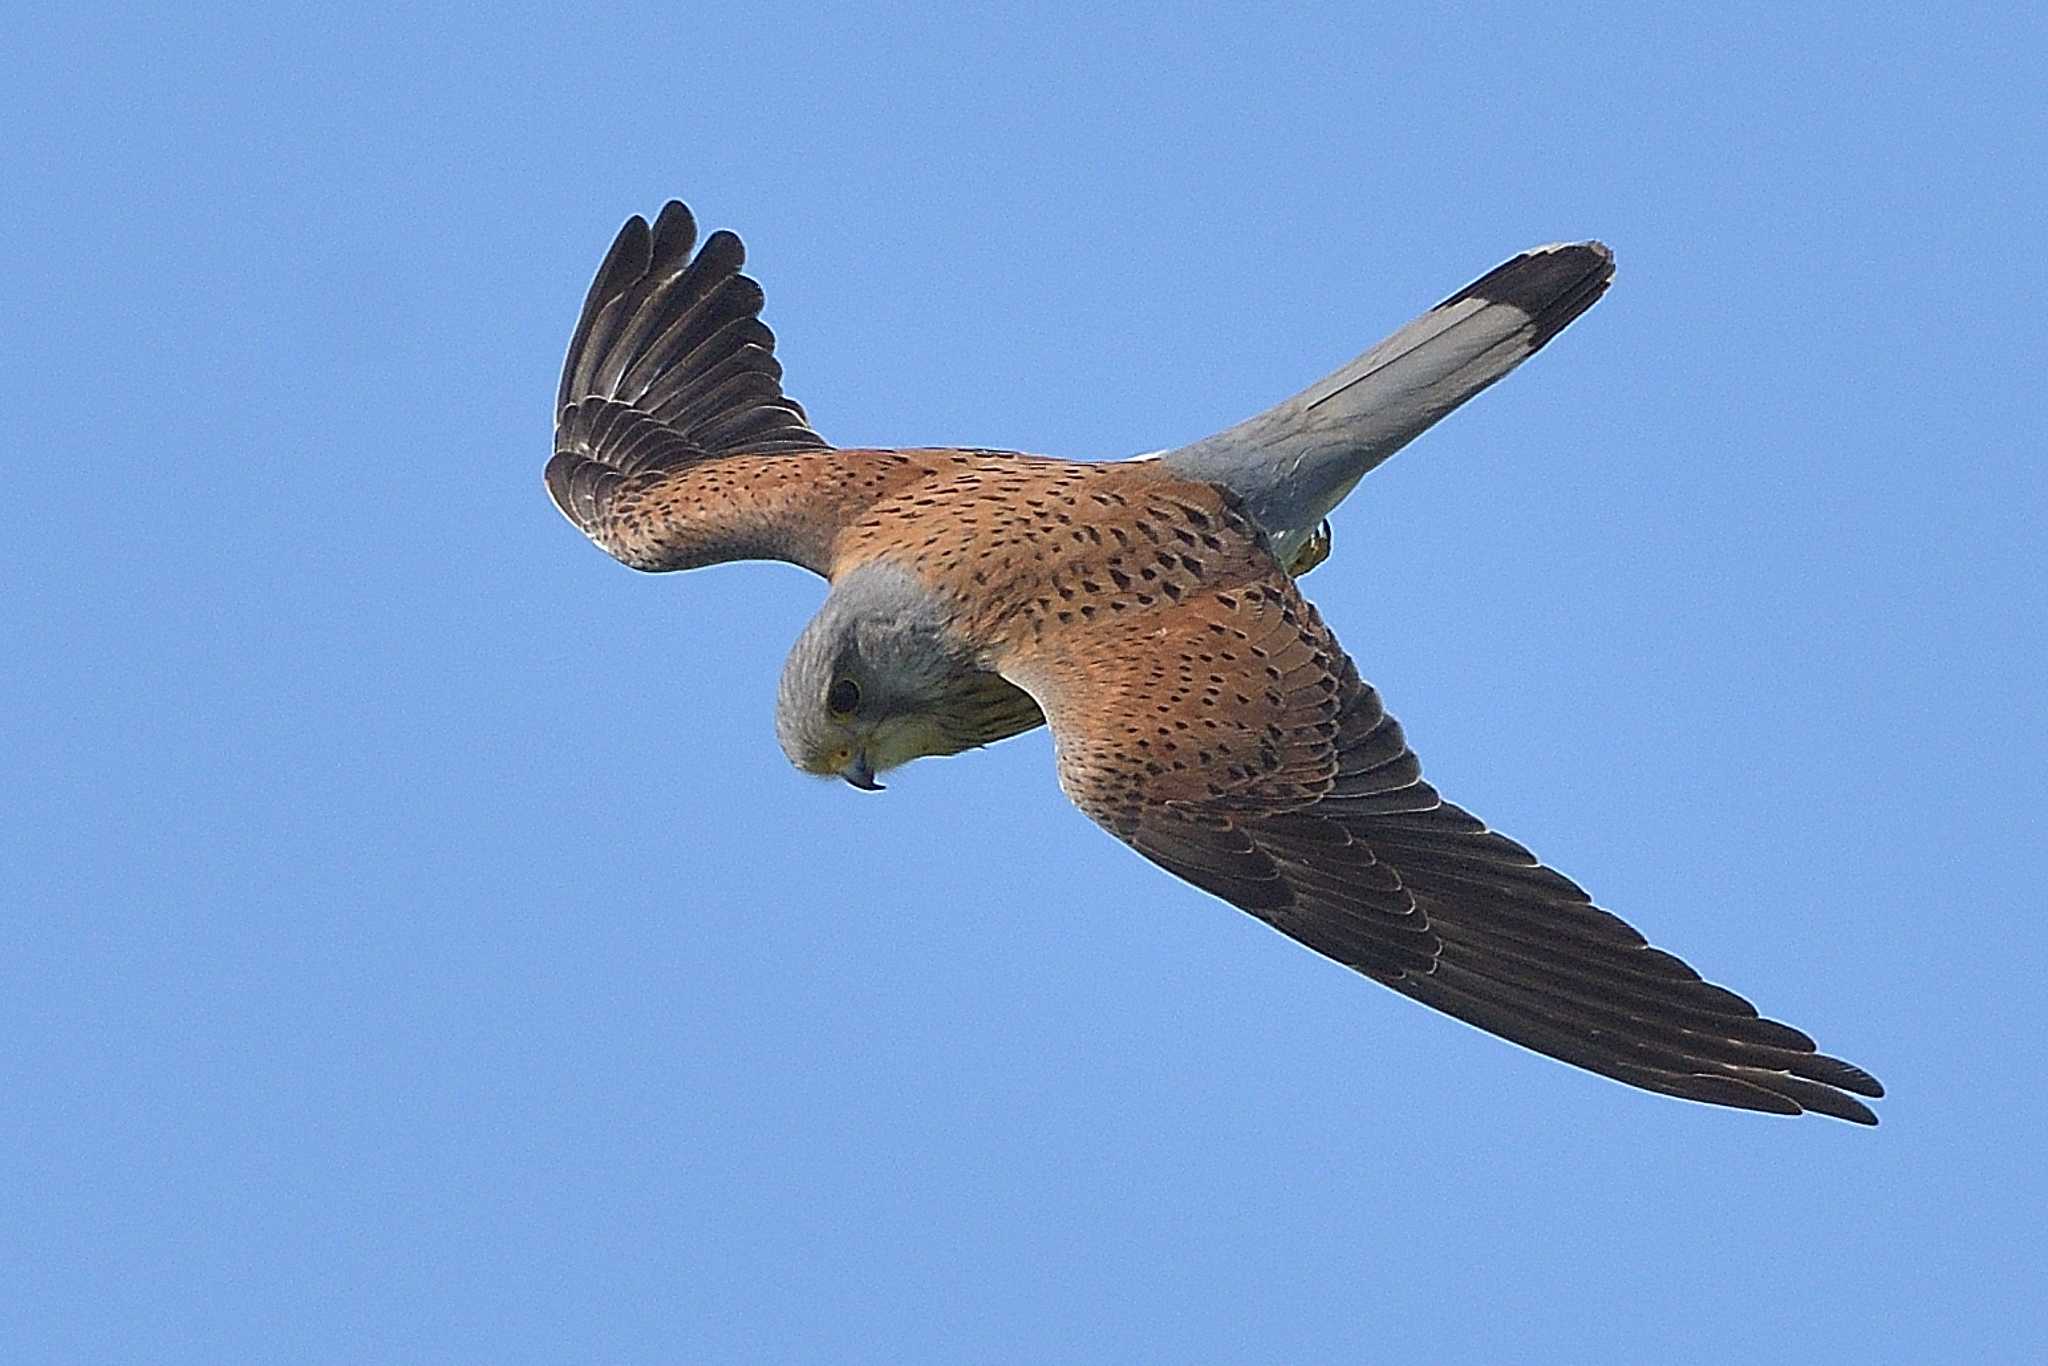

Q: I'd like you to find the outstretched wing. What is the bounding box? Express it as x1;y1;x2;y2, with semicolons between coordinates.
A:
547;202;843;573
1008;570;1883;1123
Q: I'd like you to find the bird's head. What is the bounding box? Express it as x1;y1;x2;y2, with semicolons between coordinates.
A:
775;563;983;791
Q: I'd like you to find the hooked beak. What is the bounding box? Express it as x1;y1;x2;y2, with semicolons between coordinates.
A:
839;750;884;791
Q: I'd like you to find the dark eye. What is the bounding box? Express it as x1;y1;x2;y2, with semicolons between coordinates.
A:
826;678;861;715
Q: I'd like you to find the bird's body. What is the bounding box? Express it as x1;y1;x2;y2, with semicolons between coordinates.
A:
832;450;1260;640
546;199;1885;1123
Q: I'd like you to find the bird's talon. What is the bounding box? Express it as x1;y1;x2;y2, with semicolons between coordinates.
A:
1289;521;1333;576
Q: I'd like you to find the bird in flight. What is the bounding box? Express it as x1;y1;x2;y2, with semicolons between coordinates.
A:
547;200;1883;1123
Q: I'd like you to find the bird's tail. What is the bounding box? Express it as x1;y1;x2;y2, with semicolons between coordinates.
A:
1159;241;1614;563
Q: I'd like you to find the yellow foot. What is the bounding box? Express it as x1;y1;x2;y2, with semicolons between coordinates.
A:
1288;520;1333;577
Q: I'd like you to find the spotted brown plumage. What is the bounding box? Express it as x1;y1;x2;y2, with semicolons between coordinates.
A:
546;199;1884;1123
1004;570;1881;1122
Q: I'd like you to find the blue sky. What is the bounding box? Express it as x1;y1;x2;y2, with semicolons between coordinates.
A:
6;4;2044;1361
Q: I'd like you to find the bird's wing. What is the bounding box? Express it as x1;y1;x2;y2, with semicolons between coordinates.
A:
1160;241;1614;557
547;202;851;575
1004;568;1883;1123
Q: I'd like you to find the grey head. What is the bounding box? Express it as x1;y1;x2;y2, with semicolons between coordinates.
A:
776;562;1044;790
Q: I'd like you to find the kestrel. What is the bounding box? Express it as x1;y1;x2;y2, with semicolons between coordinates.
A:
547;200;1884;1124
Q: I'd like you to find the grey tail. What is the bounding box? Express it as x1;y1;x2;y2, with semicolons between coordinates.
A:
1158;241;1614;561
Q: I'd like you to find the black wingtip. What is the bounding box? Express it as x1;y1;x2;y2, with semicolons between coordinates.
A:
1805;1054;1886;1099
651;199;696;247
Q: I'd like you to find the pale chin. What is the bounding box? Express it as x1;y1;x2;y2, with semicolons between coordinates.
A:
868;714;951;771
